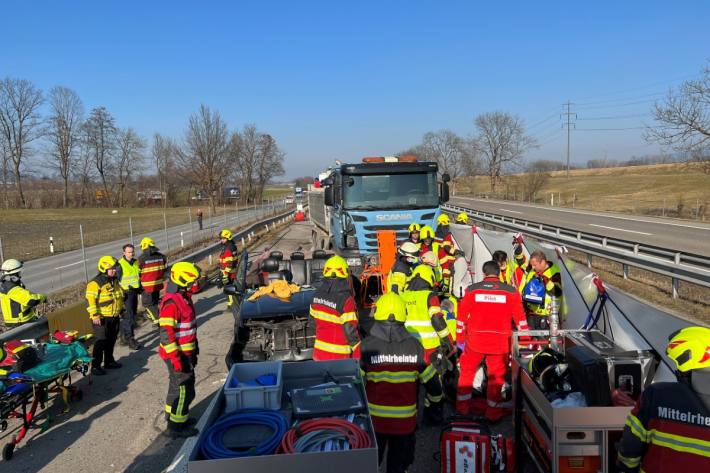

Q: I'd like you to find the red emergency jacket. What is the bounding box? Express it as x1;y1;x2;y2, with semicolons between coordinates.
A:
158;287;198;360
138;247;167;293
310;278;360;360
457;276;528;354
219;239;238;282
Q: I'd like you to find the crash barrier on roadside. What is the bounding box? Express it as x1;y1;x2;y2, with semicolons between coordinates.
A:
442;203;710;297
0;207;299;345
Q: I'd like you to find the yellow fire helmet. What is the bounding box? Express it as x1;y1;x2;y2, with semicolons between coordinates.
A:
323;255;349;279
437;214;450;226
456;212;469;224
408;222;421;233
420;225;435;240
220;229;233;240
667;326;710;373
140;237;155;250
98;256;117;273
171;261;201;288
409;264;436;287
374;292;407;323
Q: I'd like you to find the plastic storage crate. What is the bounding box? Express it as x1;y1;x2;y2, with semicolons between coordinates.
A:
224;360;283;413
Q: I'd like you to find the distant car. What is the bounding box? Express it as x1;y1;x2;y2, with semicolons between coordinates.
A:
285;196;295;204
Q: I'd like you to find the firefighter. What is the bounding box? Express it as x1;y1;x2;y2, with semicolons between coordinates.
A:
218;229;239;307
400;264;454;363
388;242;420;294
309;255;360;360
360;292;443;473
406;222;421;246
492;250;524;290
455;212;469;225
116;243;142;350
617;326;710;472
86;256;124;376
519;250;563;330
456;260;528;422
435;214;457;294
0;259;46;326
419;225;436;255
138;237;167;324
159;261;202;438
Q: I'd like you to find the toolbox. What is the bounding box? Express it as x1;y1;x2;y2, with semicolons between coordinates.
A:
511;330;656;473
188;359;378;473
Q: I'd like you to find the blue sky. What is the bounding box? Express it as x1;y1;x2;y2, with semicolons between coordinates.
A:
2;1;708;178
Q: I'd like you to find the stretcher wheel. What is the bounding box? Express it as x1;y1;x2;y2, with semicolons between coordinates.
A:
3;443;14;461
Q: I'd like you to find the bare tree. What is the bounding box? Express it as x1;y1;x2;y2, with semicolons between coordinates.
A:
75;131;95;207
646;65;710;173
116;128;145;207
46;86;84;207
255;133;285;201
419;130;468;178
0;78;44;207
235;124;260;203
83;107;117;206
521;160;552;202
0;136;9;208
473;111;537;192
152;133;176;207
177;105;230;213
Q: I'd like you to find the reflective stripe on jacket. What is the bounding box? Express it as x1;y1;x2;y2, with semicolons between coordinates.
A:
1;280;44;325
86;274;124;319
310;282;360;360
400;290;446;351
158;290;198;359
139;248;167;293
118;257;141;290
520;262;564;317
219;239;238;281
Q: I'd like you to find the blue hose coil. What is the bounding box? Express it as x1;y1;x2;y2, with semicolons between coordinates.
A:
199;410;288;459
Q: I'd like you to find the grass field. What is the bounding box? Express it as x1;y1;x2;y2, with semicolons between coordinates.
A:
455;163;710;219
0;187;291;261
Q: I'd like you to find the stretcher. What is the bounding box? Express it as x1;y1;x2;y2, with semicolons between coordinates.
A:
0;341;92;461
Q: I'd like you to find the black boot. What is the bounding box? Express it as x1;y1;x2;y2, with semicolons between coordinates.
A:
166;422;199;438
91;366;107;376
128;339;142;350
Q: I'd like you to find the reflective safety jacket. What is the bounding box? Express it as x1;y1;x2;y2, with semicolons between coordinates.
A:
387;259;413;294
219;239;238;282
617;381;710;473
117;257;141;290
400;290;450;352
457;276;528;354
500;260;524;291
139;247;167;293
158;286;198;359
310;279;360;360
86;274;124;321
520;262;563;318
360;321;443;435
0;279;45;325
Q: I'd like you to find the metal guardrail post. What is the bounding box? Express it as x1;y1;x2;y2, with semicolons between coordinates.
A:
672;278;680;299
623;264;629;279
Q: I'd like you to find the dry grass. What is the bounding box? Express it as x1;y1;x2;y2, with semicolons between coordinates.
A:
456;163;710;220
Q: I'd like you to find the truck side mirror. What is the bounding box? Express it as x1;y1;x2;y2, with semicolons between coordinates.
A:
324;185;334;206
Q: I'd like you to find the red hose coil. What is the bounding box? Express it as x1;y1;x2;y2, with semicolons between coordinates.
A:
278;418;372;454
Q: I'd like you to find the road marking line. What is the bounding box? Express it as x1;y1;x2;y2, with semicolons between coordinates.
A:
54;260;86;270
499;208;522;214
455;197;710;231
589;224;652;236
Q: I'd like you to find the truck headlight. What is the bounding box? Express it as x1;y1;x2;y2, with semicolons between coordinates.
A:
346;257;362;267
345;234;358;248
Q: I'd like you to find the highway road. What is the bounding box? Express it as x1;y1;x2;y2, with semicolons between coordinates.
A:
451;196;710;257
22;202;290;295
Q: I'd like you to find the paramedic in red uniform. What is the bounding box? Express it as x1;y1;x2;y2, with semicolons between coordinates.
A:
617;326;710;472
138;237;167;324
456;260;528;421
309;255;360;360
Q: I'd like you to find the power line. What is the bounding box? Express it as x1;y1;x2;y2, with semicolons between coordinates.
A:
577;113;651;121
526;111;559;131
575;126;650;131
575;91;666;106
575;98;659;110
572;72;699;102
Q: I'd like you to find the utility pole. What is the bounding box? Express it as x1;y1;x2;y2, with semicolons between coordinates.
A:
562;101;576;178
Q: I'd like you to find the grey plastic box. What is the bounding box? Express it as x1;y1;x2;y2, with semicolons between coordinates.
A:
224;360;283;413
188;359;378;473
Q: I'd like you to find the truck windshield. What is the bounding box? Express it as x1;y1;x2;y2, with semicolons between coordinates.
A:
343;172;439;210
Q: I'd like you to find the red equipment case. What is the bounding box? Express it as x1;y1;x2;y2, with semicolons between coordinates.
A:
441;420;492;473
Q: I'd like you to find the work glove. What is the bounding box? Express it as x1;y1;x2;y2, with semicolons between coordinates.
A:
91;317;102;326
430;349;453;376
513;233;524;246
440;336;455;359
170;355;183;372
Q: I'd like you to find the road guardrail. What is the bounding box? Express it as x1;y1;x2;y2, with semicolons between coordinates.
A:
443;203;710;298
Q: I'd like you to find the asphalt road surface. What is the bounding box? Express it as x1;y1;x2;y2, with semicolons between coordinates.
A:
451;196;710;256
22;202;288;295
